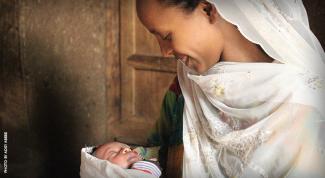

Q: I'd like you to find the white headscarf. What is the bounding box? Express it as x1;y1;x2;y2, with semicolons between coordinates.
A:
209;0;325;76
180;0;325;177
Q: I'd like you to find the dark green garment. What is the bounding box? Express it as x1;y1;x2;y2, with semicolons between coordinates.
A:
146;77;184;171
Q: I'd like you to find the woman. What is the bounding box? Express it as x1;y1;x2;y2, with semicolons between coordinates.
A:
136;0;325;177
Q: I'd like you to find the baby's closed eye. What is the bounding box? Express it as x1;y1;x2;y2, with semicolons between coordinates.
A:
106;151;118;160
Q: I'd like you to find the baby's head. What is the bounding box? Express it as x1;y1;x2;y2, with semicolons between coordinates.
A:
94;142;142;168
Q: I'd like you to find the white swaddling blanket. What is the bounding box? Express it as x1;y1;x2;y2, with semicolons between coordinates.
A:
80;147;157;178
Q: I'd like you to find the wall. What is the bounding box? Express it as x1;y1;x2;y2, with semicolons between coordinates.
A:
304;0;325;48
1;0;111;177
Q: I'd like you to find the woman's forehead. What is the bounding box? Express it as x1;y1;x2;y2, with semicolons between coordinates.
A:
137;0;187;31
137;0;165;20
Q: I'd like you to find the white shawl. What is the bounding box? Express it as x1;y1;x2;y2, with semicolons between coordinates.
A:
180;0;325;177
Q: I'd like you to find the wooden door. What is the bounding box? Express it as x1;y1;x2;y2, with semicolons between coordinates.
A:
106;0;177;145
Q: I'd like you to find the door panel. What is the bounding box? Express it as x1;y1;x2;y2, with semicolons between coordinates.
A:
107;0;177;145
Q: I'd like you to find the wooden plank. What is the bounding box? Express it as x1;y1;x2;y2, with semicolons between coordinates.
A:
105;0;120;133
120;0;136;122
128;55;177;72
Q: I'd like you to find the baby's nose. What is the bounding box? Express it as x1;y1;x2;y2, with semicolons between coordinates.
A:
121;147;131;154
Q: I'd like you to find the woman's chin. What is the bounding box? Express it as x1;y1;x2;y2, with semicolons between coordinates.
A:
193;65;208;74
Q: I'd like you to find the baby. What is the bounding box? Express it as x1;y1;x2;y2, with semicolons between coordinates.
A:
93;142;161;177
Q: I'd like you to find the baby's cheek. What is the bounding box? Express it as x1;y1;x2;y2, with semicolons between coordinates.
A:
111;157;131;169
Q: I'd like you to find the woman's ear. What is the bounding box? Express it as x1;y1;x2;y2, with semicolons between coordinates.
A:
200;1;219;23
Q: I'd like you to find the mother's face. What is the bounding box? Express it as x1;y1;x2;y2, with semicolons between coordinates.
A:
136;0;225;73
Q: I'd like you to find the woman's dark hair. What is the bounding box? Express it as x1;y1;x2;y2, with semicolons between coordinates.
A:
159;0;203;12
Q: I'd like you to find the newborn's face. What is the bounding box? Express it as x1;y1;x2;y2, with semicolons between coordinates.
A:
95;142;141;168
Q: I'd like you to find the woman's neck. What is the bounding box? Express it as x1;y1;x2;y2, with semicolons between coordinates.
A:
219;20;274;63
